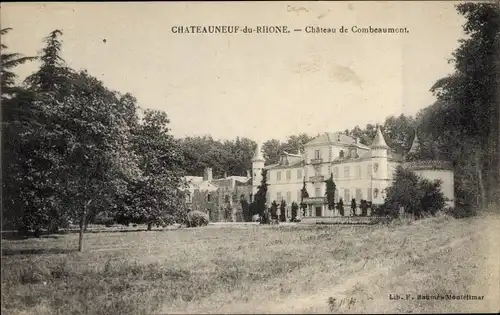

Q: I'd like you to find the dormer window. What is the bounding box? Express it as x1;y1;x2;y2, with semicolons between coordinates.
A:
339;150;345;159
350;148;357;157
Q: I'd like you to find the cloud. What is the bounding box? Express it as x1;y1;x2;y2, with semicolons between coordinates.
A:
329;65;364;88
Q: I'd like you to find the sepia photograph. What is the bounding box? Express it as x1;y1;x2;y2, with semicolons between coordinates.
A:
1;1;499;314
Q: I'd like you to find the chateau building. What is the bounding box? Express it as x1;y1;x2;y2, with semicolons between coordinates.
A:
183;126;455;221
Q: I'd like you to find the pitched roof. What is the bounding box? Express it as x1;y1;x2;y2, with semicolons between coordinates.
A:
305;132;369;149
370;127;389;149
252;142;264;161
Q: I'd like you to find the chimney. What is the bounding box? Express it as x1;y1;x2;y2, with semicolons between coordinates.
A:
203;167;213;182
247;170;251;178
355;137;359;145
224;172;228;179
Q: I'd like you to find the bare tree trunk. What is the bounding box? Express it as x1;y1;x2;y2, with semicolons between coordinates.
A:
78;205;87;252
476;152;486;209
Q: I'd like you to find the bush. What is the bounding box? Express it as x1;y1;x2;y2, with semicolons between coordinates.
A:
186;211;209;228
93;211;115;226
161;214;177;226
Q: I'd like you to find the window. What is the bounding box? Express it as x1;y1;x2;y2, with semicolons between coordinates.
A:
333;167;339;178
367;164;372;178
315;166;321;176
356;165;362;179
315;187;321;197
277;192;282;201
249;193;253;202
286;170;291;180
355;189;362;201
339;150;345;158
224;195;230;203
297;169;302;179
344;166;350;179
207;193;211;202
286;191;291;204
277;171;282;181
344;189;350;202
315;150;321;159
187;193;192;203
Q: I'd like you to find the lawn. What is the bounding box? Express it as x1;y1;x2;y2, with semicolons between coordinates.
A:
1;213;499;314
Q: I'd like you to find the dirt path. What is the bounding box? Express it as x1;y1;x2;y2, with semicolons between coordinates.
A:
226;216;499;314
161;215;499;314
227;236;471;314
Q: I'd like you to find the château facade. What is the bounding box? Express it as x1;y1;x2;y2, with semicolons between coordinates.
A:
183;126;455;221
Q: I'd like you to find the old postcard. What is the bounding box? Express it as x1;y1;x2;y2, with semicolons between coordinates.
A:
1;1;499;314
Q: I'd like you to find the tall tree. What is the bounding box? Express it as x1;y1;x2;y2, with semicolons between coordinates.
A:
325;173;336;211
41;71;140;251
291;202;299;222
252;169;269;217
279;200;287;222
115;109;186;230
423;3;499;209
2;29;72;235
1;28;37;98
24;29;73;95
300;179;309;216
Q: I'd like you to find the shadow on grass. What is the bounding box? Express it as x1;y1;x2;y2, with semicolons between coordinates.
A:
1;226;181;240
1;248;79;256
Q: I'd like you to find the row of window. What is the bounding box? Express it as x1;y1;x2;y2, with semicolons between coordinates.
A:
273;164;375;182
272;187;376;204
320;164;374;179
313;149;351;160
275;169;303;181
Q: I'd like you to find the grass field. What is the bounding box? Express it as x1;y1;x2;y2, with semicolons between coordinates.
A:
1;213;499;314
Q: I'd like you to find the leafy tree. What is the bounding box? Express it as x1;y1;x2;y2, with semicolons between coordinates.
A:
270;201;279;220
291;202;299;222
262;139;282;165
279;200;287;222
253;169;269;218
421;3;500;210
300;179;309;216
360;200;369;216
325;173;336;210
2;29;73;235
45;71;140;250
116;109;186;230
383;166;446;218
240;195;251;222
1;28;37;98
262;134;312;165
350;198;357;216
337;198;344;216
178;136;256;177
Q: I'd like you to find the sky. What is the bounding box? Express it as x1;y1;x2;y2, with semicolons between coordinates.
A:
1;2;466;142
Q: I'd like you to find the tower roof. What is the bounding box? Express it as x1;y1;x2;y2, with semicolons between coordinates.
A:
252;142;264;161
409;131;420;154
370;126;389;149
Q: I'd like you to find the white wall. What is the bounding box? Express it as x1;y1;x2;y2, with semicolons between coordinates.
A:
414;169;455;206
